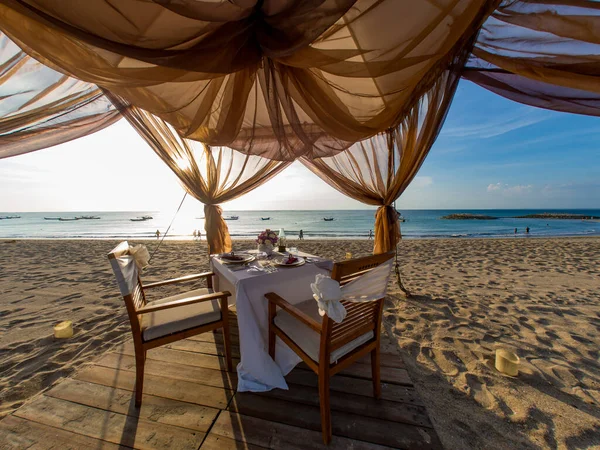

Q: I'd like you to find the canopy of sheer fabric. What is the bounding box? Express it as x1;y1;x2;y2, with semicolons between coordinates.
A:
302;61;463;253
107;93;290;254
0;33;120;159
464;0;600;116
0;0;493;160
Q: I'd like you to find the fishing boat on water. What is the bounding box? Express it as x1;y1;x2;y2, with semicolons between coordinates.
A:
1;215;21;219
44;217;61;220
224;216;239;220
76;215;101;219
130;215;153;222
323;217;334;221
261;217;270;220
58;217;79;221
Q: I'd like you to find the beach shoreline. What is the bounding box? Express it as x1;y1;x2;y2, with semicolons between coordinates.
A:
1;237;599;448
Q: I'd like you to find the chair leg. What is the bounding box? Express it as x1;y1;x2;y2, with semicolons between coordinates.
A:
135;350;145;407
220;297;233;372
318;371;332;444
371;345;381;399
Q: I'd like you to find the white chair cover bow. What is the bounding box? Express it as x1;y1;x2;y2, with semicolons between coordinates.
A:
129;244;150;270
311;259;394;323
311;274;346;323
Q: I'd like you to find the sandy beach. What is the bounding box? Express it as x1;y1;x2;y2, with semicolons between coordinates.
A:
1;237;599;448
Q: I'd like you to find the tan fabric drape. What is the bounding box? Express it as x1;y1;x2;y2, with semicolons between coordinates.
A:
106;93;291;254
463;0;600;116
0;0;493;160
0;32;120;159
302;60;465;254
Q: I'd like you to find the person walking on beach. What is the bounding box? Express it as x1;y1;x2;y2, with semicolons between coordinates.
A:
193;230;197;239
514;228;517;235
155;229;160;239
368;229;373;239
299;229;304;240
526;227;530;234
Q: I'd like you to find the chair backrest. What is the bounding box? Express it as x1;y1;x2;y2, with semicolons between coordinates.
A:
331;251;395;286
108;241;147;334
325;252;394;353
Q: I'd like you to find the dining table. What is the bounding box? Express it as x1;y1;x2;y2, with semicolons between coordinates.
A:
211;250;333;392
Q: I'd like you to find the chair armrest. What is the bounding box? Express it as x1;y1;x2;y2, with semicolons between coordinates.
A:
138;290;230;314
143;271;214;289
265;292;321;332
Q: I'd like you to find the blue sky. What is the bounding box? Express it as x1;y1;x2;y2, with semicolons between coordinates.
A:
0;80;599;212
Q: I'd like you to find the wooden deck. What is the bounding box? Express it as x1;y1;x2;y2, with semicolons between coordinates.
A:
0;312;443;449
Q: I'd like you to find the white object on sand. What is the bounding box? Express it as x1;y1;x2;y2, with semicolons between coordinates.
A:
495;349;520;376
54;321;73;338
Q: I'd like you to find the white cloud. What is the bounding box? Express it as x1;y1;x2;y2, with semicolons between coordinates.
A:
487;182;533;195
487;182;504;192
505;184;533;194
441;108;551;139
411;176;433;189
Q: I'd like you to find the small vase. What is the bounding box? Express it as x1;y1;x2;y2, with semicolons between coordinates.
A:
258;243;273;256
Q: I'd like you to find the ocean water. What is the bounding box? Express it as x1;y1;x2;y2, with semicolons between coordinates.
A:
0;209;599;240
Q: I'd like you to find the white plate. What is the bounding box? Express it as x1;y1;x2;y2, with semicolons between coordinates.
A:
217;253;255;264
274;256;306;267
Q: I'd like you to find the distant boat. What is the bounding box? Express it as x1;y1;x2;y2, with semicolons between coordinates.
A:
76;215;101;220
2;215;20;219
224;216;239;221
130;215;153;222
44;217;61;220
261;217;271;221
323;217;334;221
58;217;79;221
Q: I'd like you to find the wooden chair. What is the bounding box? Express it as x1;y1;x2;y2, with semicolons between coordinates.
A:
266;252;394;444
108;241;233;407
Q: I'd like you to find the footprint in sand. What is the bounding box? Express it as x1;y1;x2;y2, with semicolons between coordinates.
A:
464;373;497;410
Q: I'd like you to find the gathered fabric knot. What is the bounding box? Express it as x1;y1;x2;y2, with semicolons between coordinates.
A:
310;274;346;323
128;244;150;270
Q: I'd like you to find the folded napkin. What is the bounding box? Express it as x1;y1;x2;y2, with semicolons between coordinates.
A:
284;255;298;264
311;274;346;323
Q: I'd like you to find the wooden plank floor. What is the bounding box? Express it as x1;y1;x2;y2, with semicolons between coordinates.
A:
0;312;443;449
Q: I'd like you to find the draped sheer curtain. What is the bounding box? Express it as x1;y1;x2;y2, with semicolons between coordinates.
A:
0;0;494;159
106;93;290;254
302;65;462;254
464;0;600;116
0;32;119;159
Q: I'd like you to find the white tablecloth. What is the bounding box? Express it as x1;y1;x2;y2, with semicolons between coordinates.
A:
211;251;331;392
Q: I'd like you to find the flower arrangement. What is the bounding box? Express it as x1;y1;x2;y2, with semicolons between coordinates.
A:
256;229;278;255
257;229;278;246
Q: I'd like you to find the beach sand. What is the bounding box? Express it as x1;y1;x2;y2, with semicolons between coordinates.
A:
1;237;599;448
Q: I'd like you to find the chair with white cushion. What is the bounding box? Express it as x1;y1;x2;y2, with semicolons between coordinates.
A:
108;241;232;406
266;252;394;444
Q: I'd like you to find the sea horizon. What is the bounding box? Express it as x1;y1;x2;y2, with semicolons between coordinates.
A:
1;209;598;241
